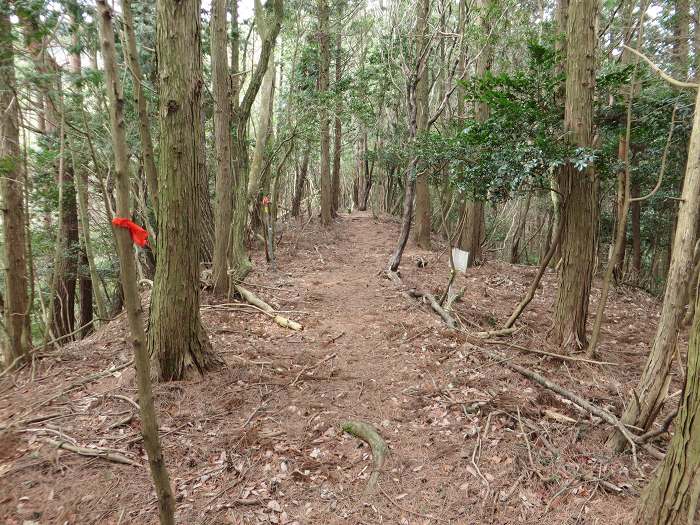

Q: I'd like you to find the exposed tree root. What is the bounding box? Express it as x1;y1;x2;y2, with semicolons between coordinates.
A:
41;437;140;466
342;420;389;494
234;284;302;331
473;326;519;338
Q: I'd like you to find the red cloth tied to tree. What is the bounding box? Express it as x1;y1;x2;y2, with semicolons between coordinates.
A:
112;217;149;247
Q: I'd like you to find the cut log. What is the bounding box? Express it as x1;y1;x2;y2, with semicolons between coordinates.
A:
234;284;302;331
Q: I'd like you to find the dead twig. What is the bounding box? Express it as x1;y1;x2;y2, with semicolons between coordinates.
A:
290;353;337;386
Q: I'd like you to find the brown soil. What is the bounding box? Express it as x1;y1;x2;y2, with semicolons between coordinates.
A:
0;212;682;524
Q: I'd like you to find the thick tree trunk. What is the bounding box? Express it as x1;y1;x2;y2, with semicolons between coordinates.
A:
608;85;700;451
413;0;431;250
331;0;343;216
96;2;176;522
634;284;700;524
457;0;491;263
458;201;484;266
319;0;332;226
211;0;234;295
1;9;32;364
148;0;221;381
551;0;598;352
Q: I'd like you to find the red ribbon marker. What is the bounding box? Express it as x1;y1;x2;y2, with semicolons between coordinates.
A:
112;217;149;247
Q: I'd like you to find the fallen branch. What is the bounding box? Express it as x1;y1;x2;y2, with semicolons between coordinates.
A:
484;340;619;366
467;343;642;470
408;289;458;329
342;420;389;494
385;271;458;329
234;284;302;331
290;353;337;386
474;326;518;338
41;437;140;466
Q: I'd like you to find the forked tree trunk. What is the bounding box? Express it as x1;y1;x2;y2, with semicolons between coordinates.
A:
227;0;283;282
211;0;234;295
608;83;700;451
96;2;175;523
148;0;222;381
318;0;332;226
634;281;700;524
551;0;598;352
1;9;32;364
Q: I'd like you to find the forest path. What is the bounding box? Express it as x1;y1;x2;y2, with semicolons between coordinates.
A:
0;212;654;524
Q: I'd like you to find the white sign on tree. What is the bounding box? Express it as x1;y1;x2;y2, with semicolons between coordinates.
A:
452;247;469;273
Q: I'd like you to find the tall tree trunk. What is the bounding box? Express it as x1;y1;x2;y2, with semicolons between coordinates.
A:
331;0;343;216
69;14;109;325
1;8;32;364
318;0;332;226
122;0;159;212
211;0;234;295
631;179;642;275
291;147;310;217
51;155;79;341
634;283;700;524
458;0;491;265
607;85;700;451
78;247;93;337
674;0;690;79
228;0;283;282
199;106;215;264
413;0;431;249
551;0;598;351
247;54;276;205
148;0;221;381
96;3;176;523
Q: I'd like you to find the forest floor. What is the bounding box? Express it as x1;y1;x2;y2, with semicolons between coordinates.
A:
0;212;685;525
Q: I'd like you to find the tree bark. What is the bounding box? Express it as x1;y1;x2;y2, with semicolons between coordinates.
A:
319;0;332;226
211;0;234;295
331;1;343;216
551;0;598;352
457;0;492;265
1;8;32;364
96;2;176;523
69;15;109;325
291;147;310;217
413;0;431;250
148;0;222;381
634;274;700;524
122;0;159;212
607;84;700;451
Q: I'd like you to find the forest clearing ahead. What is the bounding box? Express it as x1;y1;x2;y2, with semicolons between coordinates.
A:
0;213;680;524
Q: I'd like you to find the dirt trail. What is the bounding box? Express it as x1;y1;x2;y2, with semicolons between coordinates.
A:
0;213;670;524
